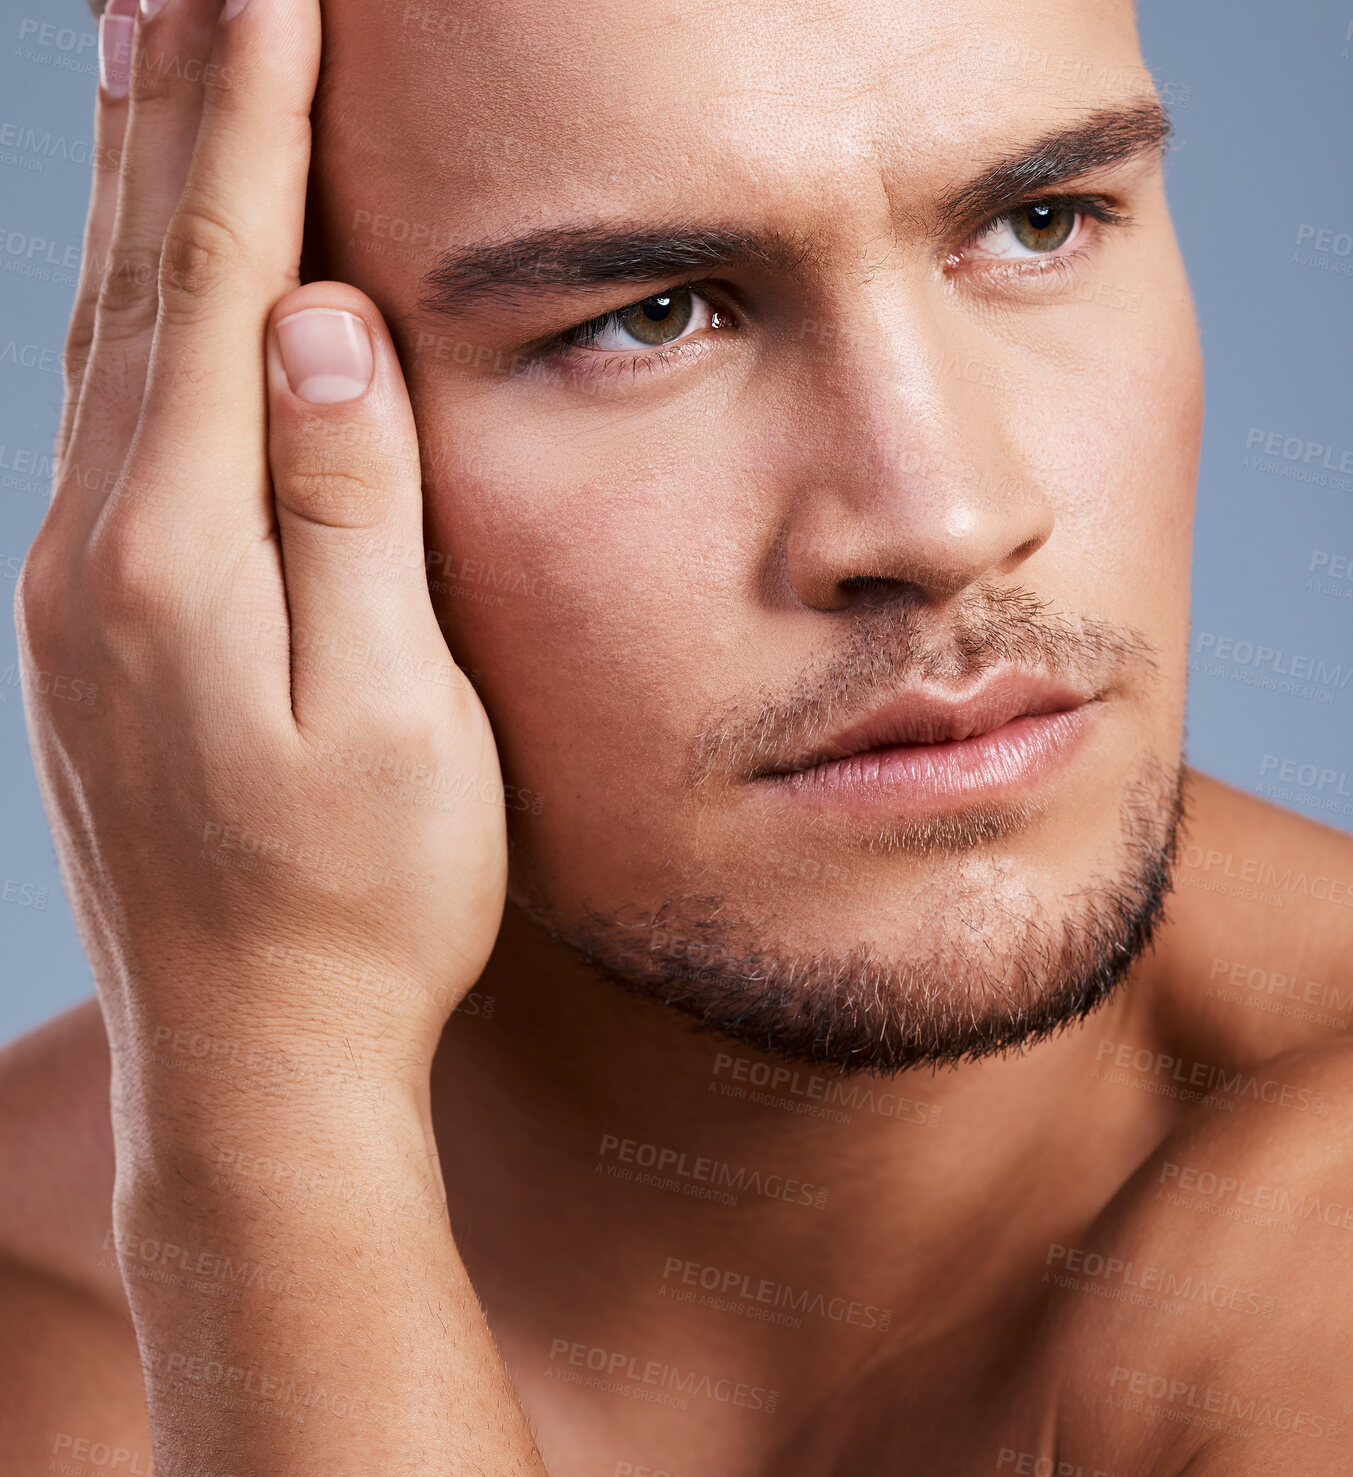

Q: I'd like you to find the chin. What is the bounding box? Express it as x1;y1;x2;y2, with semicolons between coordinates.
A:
513;755;1186;1075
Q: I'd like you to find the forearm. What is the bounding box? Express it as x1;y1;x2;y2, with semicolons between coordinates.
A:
26;0;533;1463
110;1076;545;1477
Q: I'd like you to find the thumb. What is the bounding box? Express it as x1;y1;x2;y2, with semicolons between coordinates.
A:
265;283;463;731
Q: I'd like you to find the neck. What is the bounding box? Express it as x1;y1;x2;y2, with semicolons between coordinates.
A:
429;903;1177;1388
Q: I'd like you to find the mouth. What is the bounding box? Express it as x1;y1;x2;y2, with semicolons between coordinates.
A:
753;673;1101;811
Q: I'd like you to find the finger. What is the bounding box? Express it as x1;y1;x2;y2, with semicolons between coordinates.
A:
130;0;321;528
63;0;225;519
54;0;132;479
265;284;468;731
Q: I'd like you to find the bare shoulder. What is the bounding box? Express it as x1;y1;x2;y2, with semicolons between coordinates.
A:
1051;1038;1353;1475
0;999;149;1473
1174;769;1353;962
1157;770;1353;1063
0;996;122;1300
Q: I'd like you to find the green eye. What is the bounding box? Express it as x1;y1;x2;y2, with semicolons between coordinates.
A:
560;284;719;360
612;287;694;346
1009;202;1078;252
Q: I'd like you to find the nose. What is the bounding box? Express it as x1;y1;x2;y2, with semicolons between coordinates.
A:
778;298;1055;614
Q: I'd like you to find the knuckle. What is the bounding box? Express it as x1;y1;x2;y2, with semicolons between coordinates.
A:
386;708;453;762
63;309;96;386
276;453;388;530
14;539;67;653
95;245;162;335
86;511;179;628
126;69;178;112
159;197;247;322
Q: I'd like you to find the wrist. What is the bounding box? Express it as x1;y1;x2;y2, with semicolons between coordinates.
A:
107;1004;437;1125
110;1064;442;1210
99;946;469;1094
107;1060;457;1307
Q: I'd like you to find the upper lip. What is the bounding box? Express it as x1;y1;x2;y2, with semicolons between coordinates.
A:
763;672;1096;776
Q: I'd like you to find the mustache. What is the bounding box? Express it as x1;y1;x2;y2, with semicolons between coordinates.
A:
690;583;1158;784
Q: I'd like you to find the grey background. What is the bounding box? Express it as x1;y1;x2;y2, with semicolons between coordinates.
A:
1;1;1350;1045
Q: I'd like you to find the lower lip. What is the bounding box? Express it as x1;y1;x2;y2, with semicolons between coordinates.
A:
759;705;1099;812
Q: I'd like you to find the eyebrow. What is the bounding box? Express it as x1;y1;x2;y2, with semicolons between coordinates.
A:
417;98;1171;318
932;97;1171;234
418;224;815;318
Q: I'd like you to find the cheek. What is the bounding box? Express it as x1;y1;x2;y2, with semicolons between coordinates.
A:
1017;255;1202;641
1049;257;1202;753
416;399;754;792
1110;285;1202;641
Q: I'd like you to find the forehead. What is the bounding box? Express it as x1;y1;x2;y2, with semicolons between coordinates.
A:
317;0;1145;233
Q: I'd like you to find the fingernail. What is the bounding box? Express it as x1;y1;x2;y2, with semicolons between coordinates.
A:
275;309;374;404
140;0;169;19
223;0;251;19
99;0;137;99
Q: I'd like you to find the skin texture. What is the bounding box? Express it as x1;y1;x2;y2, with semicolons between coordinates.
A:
1;0;1352;1474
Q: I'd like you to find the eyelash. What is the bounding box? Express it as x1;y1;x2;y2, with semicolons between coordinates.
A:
529;192;1130;384
531;280;732;385
952;193;1128;282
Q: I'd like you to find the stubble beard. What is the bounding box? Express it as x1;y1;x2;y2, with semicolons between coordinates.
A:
513;753;1185;1077
508;586;1186;1076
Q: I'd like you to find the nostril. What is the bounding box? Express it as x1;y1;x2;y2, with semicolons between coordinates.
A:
839;575;899;594
838;575;923;607
1001;535;1047;570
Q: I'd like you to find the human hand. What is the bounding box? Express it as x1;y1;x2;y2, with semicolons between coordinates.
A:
16;0;507;1100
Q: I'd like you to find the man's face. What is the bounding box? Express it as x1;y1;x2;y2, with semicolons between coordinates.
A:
312;0;1202;1071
